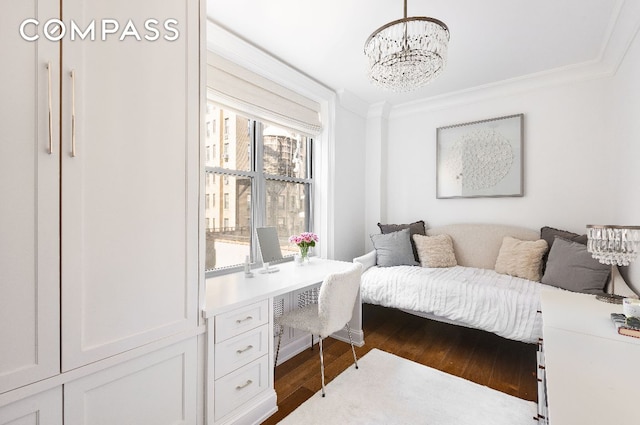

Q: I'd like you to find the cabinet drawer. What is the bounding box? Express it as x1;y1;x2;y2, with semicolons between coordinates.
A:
215;324;269;379
215;300;269;343
214;356;269;421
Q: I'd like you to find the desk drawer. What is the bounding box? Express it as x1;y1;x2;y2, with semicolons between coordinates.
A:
214;355;269;421
215;324;268;379
215;300;269;343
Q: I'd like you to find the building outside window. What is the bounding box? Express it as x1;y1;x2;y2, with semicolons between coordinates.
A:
204;102;314;272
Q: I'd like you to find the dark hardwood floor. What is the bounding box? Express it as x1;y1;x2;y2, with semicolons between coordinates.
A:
262;303;538;424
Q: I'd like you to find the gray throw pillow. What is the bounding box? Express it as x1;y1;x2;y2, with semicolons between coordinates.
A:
371;228;418;267
541;237;610;294
377;220;426;262
540;226;588;250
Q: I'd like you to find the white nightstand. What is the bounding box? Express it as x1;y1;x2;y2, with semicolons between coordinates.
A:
540;288;640;425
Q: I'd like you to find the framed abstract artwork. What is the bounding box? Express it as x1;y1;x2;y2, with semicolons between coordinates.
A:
436;114;523;199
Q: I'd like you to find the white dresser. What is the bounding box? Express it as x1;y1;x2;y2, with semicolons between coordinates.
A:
540;288;640;425
211;300;272;423
203;259;360;425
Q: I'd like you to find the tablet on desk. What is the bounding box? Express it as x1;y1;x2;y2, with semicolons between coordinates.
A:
256;227;282;273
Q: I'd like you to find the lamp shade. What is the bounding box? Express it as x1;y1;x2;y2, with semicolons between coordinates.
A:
586;225;640;266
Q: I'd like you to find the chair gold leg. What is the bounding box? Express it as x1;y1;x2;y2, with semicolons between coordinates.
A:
274;325;283;369
345;323;359;370
319;336;326;397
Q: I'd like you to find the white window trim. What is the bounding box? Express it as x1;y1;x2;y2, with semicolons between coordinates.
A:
206;20;336;261
204;113;316;276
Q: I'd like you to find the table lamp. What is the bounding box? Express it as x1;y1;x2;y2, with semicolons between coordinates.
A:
586;225;640;304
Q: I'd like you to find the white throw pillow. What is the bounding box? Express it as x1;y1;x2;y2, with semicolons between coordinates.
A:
412;234;457;268
494;236;548;281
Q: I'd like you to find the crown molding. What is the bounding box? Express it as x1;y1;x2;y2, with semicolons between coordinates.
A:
390;0;640;118
336;89;369;118
367;101;391;120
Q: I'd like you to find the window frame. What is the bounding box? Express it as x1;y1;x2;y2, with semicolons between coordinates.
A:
204;105;314;277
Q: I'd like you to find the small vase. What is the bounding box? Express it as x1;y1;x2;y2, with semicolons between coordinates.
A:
299;246;310;264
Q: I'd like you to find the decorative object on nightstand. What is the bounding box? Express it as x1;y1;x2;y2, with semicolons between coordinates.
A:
586;225;640;304
623;297;640;317
610;313;640;338
289;232;318;264
364;0;450;92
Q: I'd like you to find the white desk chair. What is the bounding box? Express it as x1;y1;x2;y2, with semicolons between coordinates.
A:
274;262;363;397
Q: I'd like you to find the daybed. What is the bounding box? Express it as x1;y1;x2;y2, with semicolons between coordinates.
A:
354;223;635;344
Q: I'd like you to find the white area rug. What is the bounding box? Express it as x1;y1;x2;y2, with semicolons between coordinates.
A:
278;349;536;425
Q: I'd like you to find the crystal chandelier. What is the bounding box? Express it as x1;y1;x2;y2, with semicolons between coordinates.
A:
587;225;640;266
364;0;450;92
587;224;640;304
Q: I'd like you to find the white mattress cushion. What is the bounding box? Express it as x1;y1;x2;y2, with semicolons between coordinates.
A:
361;265;544;343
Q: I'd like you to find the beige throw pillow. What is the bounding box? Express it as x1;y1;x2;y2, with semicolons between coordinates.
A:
412;234;457;268
494;236;548;282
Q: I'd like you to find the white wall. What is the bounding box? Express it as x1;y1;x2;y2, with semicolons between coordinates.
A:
383;77;616;233
363;33;640;291
332;103;367;261
609;29;640;292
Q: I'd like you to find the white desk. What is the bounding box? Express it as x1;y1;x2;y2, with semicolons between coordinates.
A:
203;259;359;425
204;259;357;318
541;288;640;425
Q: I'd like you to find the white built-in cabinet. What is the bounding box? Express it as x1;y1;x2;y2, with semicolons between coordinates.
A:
0;0;201;422
60;0;200;372
0;0;61;395
0;387;63;425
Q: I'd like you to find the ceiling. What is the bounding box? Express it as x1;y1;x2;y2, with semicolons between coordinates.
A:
207;0;628;107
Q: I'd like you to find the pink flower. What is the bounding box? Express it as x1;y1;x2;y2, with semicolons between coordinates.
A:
289;232;318;248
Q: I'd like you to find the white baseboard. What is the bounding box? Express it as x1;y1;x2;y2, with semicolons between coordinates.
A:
275;334;315;366
214;389;277;425
331;327;365;347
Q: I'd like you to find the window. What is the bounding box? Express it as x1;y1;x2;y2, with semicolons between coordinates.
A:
223;143;230;162
206;146;212;163
204;103;314;273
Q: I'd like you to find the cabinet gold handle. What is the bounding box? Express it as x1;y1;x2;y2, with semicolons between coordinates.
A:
236;316;253;324
236;345;253;354
235;379;253;390
70;70;76;157
46;61;53;154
